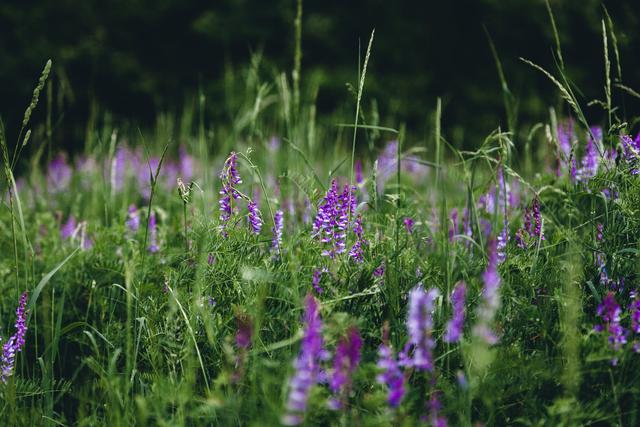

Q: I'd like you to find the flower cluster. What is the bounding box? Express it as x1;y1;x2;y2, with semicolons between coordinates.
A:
595;292;626;365
126;205;140;233
376;343;405;408
348;214;366;263
312;180;358;258
444;282;467;343
400;286;439;371
1;292;29;383
328;327;362;410
148;211;159;253
473;239;502;344
247;200;263;234
620;134;640;175
515;197;544;249
282;295;329;425
219;152;243;234
272;210;284;253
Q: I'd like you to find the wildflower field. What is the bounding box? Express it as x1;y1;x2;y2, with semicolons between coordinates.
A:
2;6;640;427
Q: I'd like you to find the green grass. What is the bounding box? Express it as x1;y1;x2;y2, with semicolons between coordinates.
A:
1;11;640;426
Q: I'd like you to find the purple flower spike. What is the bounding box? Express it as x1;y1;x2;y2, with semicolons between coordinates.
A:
444;282;467;343
61;215;77;240
47;153;72;193
218;152;243;235
272;210;284;253
328;327;362;410
147;211;159;253
126;205;140;233
448;208;458;242
235;314;253;350
376;343;405;408
473;239;501;344
348;215;366;264
282;294;328;425
620;134;640;174
403;217;414;234
312;269;324;294
355;159;364;185
1;292;29;383
595;291;626;364
247;200;263;234
400;286;439;371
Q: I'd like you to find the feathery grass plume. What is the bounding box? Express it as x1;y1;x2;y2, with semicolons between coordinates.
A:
19;59;51;136
282;294;328;425
1;291;28;383
594;291;626;365
147;211;159;253
473;238;501;344
328;327;362;410
444;281;467;343
400;286;439;371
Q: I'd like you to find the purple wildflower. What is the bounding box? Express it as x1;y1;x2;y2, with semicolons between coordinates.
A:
595;291;626;365
235;313;253;350
620;134;640;174
126;205;140;232
47;153;72;193
312;269;324;294
373;263;385;285
400;287;439;371
247;200;263;234
557;119;574;176
448;208;458;242
207;252;215;265
148;211;159;253
60;215;77;240
348;215;366;263
630;292;640;352
313;180;355;258
178;145;194;182
282;294;328;425
355;159;364;185
444;282;467;343
376;343;405;408
1;292;29;383
328;327;362;410
473;239;501;344
428;392;448;427
576;134;599;182
596;223;604;242
272;210;284;253
218;152;243;234
403;217;414;234
376;140;428;192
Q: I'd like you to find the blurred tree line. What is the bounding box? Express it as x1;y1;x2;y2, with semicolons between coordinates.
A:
0;0;639;150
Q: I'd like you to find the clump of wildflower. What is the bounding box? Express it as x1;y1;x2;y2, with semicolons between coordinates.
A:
473;239;501;344
448;208;458;242
620;134;640;174
232;311;253;383
47;153;72;193
328;327;362;410
403;217;414;234
282;294;328;425
496;220;508;263
444;282;467;343
126;205;140;232
428;391;448;427
376;140;428;192
247;200;263;234
148;211;159;253
60;215;77;239
218;152;243;235
629;292;640;353
376;343;405;408
312;269;324;294
400;287;439;371
1;292;29;383
516;197;544;249
312;180;356;258
272;210;284;253
556;119;574;176
373;263;385;285
479;166;516;214
575;130;600;182
595;291;627;365
348;214;366;263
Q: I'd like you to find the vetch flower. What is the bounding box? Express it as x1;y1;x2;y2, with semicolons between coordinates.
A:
60;215;77;240
218;152;243;235
282;294;328;425
148;211;159;253
403;217;415;234
272;210;284;253
595;291;627;365
247;200;263;234
328;327;362;410
126;205;140;232
400;286;439;371
1;292;29;383
312;269;324;294
444;282;467;343
47;153;72;193
376;343;405;408
473;239;501;344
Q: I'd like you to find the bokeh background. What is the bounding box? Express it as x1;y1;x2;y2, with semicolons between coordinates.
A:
1;0;639;150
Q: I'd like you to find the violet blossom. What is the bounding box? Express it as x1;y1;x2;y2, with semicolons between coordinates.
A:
218;152;243;235
126;205;140;232
328;327;362;410
472;239;502;344
400;286;440;371
272;210;284;253
148;211;159;253
444;282;467;343
595;291;627;365
282;294;328;425
376;343;405;408
1;292;29;383
247;200;263;234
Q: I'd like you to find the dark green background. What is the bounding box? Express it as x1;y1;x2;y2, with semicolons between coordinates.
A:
1;0;639;148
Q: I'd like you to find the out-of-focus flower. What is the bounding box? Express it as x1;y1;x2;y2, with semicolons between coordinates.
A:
126;205;140;233
376;343;405;408
148;211;159;253
400;286;439;371
473;239;501;344
444;282;467;343
47;153;72;193
328;327;362;410
595;291;627;365
272;210;284;253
